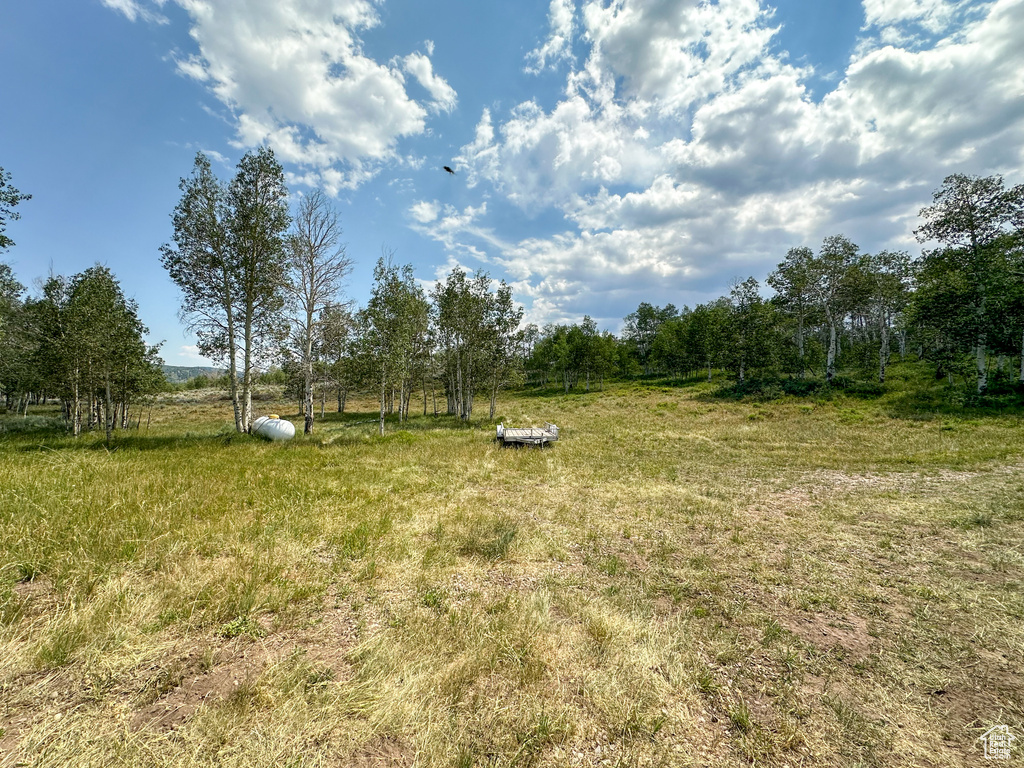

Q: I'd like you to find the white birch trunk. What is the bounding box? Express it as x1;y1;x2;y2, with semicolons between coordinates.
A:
826;315;837;382
878;310;889;384
379;372;386;436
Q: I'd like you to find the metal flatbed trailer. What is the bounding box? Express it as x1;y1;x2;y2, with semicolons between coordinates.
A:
496;422;559;446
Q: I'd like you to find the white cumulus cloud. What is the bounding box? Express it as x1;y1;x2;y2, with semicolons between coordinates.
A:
102;0;168;23
525;0;576;74
105;0;456;191
452;0;1024;327
402;52;458;113
862;0;964;32
409;200;441;223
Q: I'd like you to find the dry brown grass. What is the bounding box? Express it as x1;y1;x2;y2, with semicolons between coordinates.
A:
1;380;1023;766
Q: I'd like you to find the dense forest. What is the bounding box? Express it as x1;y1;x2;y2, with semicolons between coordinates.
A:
2;156;1023;439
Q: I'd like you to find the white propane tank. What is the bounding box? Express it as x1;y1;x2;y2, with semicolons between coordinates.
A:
252;415;296;441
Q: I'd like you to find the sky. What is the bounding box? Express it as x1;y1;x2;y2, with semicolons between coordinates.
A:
2;0;1023;367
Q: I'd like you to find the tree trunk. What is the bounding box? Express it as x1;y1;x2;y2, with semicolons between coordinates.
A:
303;382;314;434
878;311;889;384
975;280;987;394
826;315;837;382
240;298;255;431
223;273;243;433
104;373;113;446
304;305;314;435
797;310;806;378
379;372;386;436
72;376;81;437
456;355;465;419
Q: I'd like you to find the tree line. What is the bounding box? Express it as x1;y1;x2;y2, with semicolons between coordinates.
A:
4;160;1022;439
0;262;164;438
524;174;1024;397
1;154;526;438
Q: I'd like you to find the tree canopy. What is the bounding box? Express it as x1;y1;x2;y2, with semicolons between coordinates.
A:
0;167;31;251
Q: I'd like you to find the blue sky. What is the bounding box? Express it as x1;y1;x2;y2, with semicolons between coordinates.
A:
2;0;1022;367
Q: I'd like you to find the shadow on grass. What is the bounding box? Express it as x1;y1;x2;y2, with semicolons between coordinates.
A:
693;369;1024;422
317;410;491;431
514;380;662;398
882;386;1024;421
3;408;504;454
698;376;885;403
11;431;255;453
516;374;743;399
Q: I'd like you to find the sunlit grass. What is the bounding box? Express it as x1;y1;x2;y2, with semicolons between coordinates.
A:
1;369;1023;766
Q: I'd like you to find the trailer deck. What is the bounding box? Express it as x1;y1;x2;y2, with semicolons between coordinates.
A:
496;422;559;446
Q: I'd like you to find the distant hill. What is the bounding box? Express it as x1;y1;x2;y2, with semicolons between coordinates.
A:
161;365;225;384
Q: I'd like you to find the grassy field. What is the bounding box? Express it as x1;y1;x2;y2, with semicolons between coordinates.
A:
2;371;1023;767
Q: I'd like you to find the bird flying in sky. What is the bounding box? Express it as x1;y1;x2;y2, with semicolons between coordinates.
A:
443;166;455;174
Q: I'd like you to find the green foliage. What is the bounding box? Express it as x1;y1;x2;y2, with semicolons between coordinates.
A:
913;173;1024;394
528;317;619;391
0;167;31;251
160;149;292;432
217;615;267;639
1;264;163;436
362;255;430;433
622;302;679;374
432;266;523;419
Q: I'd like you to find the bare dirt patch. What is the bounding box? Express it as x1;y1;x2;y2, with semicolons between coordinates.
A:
782;612;873;656
12;577;51;601
131;598;360;734
10;576;57;619
346;735;415;767
131;656;244;732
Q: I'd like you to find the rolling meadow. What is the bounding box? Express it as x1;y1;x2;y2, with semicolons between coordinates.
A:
2;371;1023;767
